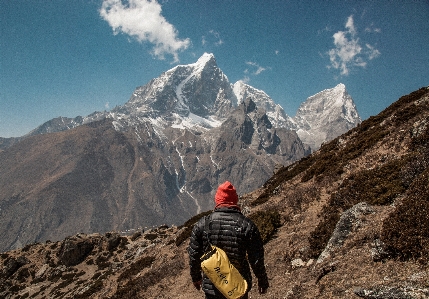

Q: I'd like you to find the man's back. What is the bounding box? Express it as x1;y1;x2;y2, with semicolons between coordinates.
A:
188;184;269;298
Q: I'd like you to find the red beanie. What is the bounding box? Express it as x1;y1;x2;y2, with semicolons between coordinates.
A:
215;181;239;208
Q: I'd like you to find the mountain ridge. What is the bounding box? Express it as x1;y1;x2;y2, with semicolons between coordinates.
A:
2;53;360;154
0;97;306;252
1;86;427;299
0;53;360;252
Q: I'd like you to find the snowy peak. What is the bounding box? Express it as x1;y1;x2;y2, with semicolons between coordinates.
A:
296;83;360;124
294;83;361;150
233;80;294;128
114;53;234;130
117;53;295;132
194;52;217;69
171;53;217;78
24;55;360;154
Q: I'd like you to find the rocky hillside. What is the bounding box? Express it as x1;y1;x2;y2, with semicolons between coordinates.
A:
1;86;428;298
0;98;306;253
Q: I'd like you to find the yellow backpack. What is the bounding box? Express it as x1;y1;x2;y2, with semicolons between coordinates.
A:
200;216;248;299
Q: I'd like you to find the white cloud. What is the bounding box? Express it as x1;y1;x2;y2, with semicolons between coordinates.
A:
365;23;382;33
209;30;223;46
366;44;381;60
345;15;356;35
246;61;267;75
99;0;190;62
202;30;223;47
327;15;380;76
241;76;250;84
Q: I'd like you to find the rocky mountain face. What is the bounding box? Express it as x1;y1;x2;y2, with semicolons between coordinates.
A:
291;83;361;150
0;53;360;253
1;86;427;299
15;54;360;152
0;54;308;253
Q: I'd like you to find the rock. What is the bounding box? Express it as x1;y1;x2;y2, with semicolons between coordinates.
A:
47;265;66;282
106;232;121;251
33;264;50;283
317;202;374;263
371;239;391;262
291;258;306;268
354;286;429;299
2;256;29;278
306;259;314;267
57;236;94;266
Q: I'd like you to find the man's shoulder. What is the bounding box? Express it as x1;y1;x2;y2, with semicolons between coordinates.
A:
212;208;255;227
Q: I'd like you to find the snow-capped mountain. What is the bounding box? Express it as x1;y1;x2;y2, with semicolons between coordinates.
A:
0;53;362;251
233;80;295;129
26;53;360;152
113;53;237;130
0;53;310;252
292;83;361;150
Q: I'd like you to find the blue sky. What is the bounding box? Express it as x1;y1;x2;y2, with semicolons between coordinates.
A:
1;0;428;138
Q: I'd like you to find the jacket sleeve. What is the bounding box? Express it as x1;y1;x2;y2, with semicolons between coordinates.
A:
246;222;269;289
187;219;204;282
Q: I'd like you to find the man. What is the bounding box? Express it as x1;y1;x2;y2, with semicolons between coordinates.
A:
188;181;269;298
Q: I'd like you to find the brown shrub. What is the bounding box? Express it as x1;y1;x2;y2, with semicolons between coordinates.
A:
380;168;429;262
248;210;281;244
253;155;315;206
113;258;184;298
118;256;155;282
95;253;110;270
307;157;410;259
143;233;158;241
175;210;212;246
307;206;341;259
130;231;142;241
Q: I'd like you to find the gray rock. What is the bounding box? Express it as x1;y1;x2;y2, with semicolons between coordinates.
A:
318;202;374;263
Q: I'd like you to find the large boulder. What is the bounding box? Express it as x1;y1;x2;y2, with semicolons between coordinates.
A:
57;235;94;266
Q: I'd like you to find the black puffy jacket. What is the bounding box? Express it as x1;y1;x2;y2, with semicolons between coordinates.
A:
188;207;269;297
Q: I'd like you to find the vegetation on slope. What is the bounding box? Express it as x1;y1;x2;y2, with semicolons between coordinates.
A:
307;87;429;260
381;115;429;262
254;87;429;261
